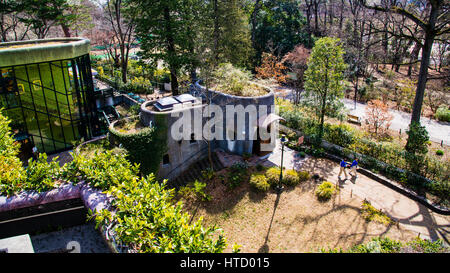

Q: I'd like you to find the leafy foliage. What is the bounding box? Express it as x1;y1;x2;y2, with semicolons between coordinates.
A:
249;174;270;192
303;37;347;141
435;106;450;122
63;149;140;191
227;161;249;189
211;63;266;97
315;181;336;201
179;180;212;202
360;200;394;225
109;116;167;176
94;174;227;253
322;237;449;253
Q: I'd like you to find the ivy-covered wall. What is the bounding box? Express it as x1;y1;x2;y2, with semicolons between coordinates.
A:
108;116;167;176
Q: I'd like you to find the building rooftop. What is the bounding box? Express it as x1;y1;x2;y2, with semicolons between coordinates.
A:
153;94;200;112
0;38;90;67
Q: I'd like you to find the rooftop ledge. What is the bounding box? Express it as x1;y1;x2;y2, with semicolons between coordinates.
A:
0;38;91;67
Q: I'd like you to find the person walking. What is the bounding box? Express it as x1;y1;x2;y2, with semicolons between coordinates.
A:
350;158;359;177
338;159;349;179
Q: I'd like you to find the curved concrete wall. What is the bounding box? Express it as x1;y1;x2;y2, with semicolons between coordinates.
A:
192;82;275;155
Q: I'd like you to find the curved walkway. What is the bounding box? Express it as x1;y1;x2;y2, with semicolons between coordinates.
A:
262;140;450;244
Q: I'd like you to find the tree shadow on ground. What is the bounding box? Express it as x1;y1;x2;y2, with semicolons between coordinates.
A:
258;193;281;253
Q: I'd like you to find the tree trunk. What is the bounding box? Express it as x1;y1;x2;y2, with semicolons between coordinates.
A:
410;3;439;124
163;5;179;95
410;32;435;123
61;24;71;37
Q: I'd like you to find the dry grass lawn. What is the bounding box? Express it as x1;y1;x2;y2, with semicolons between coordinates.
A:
179;162;419;253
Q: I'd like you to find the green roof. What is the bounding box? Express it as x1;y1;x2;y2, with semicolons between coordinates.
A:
0;38;90;67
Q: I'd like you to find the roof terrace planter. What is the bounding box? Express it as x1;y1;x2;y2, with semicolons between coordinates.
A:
192;81;276;156
0;38;91;67
108;116;167;176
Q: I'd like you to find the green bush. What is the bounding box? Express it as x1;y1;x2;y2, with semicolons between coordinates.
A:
315;181;336;201
297;171;311;182
25;153;61;192
435;106;450;122
109;116;167;175
322;237;449;253
227;162;249;189
63;150;140;191
95;174;227;253
249;174;270;192
179;180;212;202
436;150;444;156
283;169;301;186
324;123;356;148
265;167;281;186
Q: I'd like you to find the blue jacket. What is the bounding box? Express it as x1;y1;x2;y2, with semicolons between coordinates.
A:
340;160;348;167
350;160;358;167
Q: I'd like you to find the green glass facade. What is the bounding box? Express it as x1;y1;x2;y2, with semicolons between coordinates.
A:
0;54;98;153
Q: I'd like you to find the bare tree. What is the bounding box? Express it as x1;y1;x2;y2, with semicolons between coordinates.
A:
105;0;136;83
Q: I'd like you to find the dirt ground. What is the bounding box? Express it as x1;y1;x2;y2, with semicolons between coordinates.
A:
180;160;421;253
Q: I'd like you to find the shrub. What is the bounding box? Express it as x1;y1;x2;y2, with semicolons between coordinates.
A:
360;200;394;225
283;169;301;186
109;116;168;175
406;237;449;253
227;162;249;189
297;171;311;182
249;174;270;192
25;153;61;192
255;164;266;172
63;150;140;191
315;181;336;201
265;167;281;186
349;237;402;253
94;174;227;253
211;63;266;97
179;180;212;202
435;106;450;122
436;150;444;156
324;123;356;148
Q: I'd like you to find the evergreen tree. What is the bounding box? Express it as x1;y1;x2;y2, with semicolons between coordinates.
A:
303;37;347;143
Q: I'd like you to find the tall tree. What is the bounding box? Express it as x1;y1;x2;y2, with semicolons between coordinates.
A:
18;0;69;39
132;0;199;95
361;0;450;125
105;0;136;84
303;37;347;142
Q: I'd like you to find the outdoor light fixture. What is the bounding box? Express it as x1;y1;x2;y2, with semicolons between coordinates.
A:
277;135;287;194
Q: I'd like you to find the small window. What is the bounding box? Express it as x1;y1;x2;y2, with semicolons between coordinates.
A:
163;154;170;165
190;133;196;144
17;84;25;94
32;80;42;91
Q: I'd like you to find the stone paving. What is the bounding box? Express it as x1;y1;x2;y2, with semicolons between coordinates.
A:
257;140;450;244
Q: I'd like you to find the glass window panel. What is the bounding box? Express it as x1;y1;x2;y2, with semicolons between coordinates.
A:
49;116;65;144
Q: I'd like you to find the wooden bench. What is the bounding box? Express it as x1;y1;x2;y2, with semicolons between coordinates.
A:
347;114;362;125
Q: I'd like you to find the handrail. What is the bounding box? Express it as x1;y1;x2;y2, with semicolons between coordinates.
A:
164;145;209;181
98;109;110;126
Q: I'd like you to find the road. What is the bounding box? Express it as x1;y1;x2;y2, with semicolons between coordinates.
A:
343;98;450;146
274;86;450;146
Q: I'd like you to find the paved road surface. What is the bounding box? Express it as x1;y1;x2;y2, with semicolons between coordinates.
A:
274;86;450;146
343;98;450;146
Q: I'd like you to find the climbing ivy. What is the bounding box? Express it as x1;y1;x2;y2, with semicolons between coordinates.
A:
108;115;168;176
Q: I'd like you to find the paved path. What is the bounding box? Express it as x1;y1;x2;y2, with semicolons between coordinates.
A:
343;98;450;146
273;86;450;145
260;140;450;244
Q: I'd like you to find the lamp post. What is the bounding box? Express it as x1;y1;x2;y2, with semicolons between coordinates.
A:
276;135;287;194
